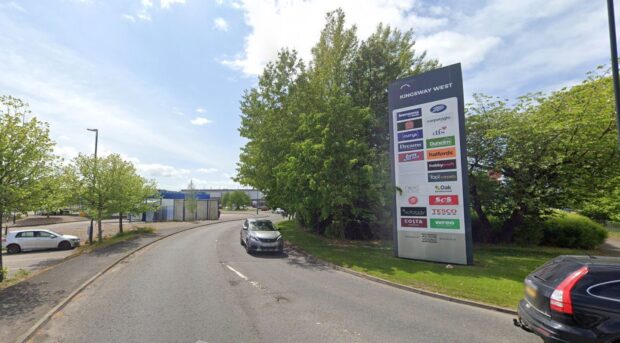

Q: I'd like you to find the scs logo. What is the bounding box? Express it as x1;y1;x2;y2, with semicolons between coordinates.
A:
408;196;418;205
429;195;459;205
431;208;458;216
430;104;447;113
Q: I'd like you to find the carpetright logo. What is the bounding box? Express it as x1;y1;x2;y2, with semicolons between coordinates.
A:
425;115;451;124
398;140;424;152
426;136;455;149
398;151;424;162
397;129;423;142
396;108;422;121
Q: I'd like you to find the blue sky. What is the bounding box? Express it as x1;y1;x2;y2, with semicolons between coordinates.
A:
0;0;614;190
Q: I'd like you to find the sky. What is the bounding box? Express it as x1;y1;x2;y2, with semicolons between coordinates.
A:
0;0;614;190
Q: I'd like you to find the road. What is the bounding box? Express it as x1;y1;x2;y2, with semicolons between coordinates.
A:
31;220;538;343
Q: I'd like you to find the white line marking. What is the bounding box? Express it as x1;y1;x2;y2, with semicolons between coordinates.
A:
225;264;248;280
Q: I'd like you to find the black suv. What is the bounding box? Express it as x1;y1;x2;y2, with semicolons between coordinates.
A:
515;255;620;343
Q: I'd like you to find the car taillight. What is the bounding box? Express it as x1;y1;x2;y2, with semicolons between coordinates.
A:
550;266;588;314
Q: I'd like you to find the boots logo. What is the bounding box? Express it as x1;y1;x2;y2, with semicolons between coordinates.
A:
429;195;459;205
430;104;447;113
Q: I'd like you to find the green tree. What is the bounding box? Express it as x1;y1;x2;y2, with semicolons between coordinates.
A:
0;95;56;281
226;190;250;210
466;68;620;243
34;165;77;218
185;179;197;221
221;192;230;210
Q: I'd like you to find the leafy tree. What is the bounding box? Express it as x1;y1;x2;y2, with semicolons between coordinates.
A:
34;165;77;217
185;179;197;220
466;68;620;243
0;95;56;281
224;190;250;210
221;192;230;210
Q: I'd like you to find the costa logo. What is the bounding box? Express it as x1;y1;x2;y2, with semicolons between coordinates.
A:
430;104;447;113
427;147;457;160
427;159;457;171
397;129;423;142
397;119;423;131
400;207;427;217
396;108;422;121
431;208;458;216
429;195;459;205
398;151;424;162
408;196;419;205
398;140;424;152
401;218;428;228
428;171;458;182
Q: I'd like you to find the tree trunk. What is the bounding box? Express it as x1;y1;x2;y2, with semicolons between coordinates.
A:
500;206;526;243
0;211;4;282
119;213;123;234
97;209;103;243
470;183;493;242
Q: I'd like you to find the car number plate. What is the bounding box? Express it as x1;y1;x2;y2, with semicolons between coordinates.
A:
525;284;537;299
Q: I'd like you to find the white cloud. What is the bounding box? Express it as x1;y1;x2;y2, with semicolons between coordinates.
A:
195;107;206;113
122;14;136;22
213;17;229;31
197;168;218;174
0;1;26;13
160;0;186;9
417;32;501;68
137;11;152;21
190;117;213;125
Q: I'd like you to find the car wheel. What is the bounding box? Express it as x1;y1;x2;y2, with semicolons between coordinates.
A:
245;240;252;254
240;236;244;246
7;244;21;254
58;241;71;250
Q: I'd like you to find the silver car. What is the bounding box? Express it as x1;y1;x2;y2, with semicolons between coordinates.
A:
2;229;80;254
240;218;283;254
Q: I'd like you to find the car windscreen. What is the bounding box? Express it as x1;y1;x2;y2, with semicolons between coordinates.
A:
249;221;277;231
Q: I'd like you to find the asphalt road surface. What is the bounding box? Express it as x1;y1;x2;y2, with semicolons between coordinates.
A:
32;220;539;343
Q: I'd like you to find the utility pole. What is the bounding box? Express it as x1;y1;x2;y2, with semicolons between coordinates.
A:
607;0;620;147
256;189;259;215
87;128;98;244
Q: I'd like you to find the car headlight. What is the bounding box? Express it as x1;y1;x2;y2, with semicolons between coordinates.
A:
250;235;260;241
276;235;282;241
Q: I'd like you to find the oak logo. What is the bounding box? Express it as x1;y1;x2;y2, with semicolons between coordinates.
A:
396;108;422;121
397;129;423;142
434;184;453;193
400;207;427;217
398;140;424;152
397;119;422;131
429;195;459;205
398;151;424;162
427;147;457;160
401;217;427;228
427;159;457;171
428;171;458;182
431;208;458;216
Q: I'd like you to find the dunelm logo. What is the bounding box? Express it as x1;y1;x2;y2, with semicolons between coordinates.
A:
398;140;423;152
430;104;447;113
426;136;455;149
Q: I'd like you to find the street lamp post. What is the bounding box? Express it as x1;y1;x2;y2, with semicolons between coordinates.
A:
256;189;259;215
607;0;620;147
87;128;98;244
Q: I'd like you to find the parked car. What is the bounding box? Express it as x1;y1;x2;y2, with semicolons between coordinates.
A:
240;218;283;254
2;229;81;253
514;255;620;343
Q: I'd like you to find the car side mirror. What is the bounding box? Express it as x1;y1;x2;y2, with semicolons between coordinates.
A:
242;226;248;230
50;235;56;238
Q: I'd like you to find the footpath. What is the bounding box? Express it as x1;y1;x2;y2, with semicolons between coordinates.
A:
0;214;260;343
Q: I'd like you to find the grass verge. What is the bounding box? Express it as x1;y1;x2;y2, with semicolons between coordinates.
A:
0;268;30;291
79;226;155;253
278;220;609;309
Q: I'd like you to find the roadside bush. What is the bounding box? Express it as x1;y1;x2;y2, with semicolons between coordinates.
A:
541;212;608;249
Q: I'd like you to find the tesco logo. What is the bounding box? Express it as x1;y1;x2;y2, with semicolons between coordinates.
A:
430;104;447;113
408;196;418;205
429;195;459;205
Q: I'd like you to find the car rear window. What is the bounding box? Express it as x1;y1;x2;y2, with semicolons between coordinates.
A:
532;260;583;287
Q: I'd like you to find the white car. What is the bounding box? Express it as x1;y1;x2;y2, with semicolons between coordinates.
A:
2;229;80;254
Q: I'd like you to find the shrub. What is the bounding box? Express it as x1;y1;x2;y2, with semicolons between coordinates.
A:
541;212;608;249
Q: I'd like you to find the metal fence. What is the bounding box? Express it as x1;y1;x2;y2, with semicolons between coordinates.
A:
605;220;620;232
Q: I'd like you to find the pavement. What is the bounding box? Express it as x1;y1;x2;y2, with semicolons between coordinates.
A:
25;218;537;343
0;213;270;343
602;237;620;256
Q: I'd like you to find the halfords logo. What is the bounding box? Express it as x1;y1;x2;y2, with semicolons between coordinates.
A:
398;140;423;152
426;136;455;149
398;151;424;162
427;159;456;171
430;104;447;113
431;208;458;216
434;184;453;193
429;195;459;205
396;108;422;121
397;119;422;131
432;126;447;136
401;217;427;228
400;207;427;217
426;115;451;124
427;147;457;160
428;171;458;182
397;129;423;142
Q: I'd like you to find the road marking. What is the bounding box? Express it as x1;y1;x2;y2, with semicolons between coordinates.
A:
225;264;248;280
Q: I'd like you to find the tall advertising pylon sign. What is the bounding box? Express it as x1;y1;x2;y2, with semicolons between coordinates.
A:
388;63;473;265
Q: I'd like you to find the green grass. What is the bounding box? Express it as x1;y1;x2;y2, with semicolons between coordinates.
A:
80;226;155;253
278;220;608;309
0;268;30;291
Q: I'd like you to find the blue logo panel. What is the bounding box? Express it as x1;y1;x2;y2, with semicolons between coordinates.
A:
397;129;423;142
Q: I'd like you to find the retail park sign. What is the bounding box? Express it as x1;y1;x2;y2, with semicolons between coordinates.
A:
388;63;473;265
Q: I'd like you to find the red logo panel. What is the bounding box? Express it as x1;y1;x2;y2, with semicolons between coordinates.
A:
401;218;428;228
429;195;459;205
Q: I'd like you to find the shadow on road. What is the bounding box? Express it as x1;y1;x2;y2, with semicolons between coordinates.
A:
0;281;65;319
